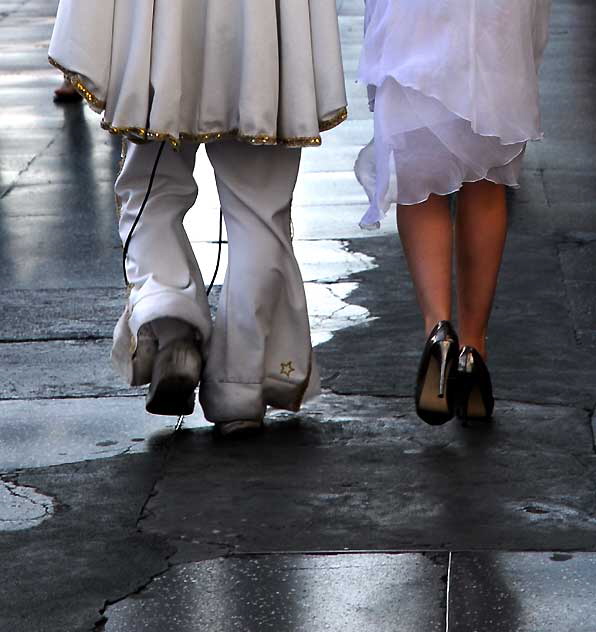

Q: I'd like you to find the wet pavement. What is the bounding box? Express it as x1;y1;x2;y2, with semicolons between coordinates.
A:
103;554;447;632
1;0;596;630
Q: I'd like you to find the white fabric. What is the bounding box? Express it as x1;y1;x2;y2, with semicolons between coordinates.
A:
112;140;320;423
355;0;552;227
49;0;347;146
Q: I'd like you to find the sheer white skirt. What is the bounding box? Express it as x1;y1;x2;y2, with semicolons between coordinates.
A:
355;0;551;227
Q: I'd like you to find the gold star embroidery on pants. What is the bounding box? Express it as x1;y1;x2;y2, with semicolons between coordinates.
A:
280;361;295;378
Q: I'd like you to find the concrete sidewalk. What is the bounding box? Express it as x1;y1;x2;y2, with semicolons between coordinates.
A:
1;0;596;630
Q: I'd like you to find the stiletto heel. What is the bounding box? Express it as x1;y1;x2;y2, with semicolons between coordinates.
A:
456;346;494;424
415;321;459;425
438;340;451;398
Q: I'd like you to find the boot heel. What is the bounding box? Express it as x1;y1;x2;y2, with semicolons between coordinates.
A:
145;340;202;416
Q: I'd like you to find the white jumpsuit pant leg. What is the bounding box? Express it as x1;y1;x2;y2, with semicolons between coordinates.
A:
112;140;318;423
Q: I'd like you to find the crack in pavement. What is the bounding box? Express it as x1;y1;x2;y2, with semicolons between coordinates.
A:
1;475;48;508
93;561;177;632
0;474;55;529
556;242;585;349
93;419;190;630
537;166;552;208
135;446;173;531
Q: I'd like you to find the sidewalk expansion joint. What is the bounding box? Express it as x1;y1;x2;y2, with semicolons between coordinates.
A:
0;393;143;403
0;335;111;345
322;388;588;412
0;131;60;202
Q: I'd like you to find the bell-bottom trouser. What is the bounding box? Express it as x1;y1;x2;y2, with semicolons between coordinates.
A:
112;140;318;423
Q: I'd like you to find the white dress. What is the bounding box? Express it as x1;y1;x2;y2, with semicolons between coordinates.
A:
355;0;552;228
49;0;347;148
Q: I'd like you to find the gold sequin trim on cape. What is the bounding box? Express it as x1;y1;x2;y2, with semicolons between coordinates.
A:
49;57;347;149
49;57;106;111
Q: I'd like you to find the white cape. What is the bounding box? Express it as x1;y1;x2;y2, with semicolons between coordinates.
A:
50;0;347;148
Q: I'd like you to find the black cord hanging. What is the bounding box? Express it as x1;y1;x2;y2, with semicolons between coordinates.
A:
121;140;223;297
206;207;224;296
122;141;166;286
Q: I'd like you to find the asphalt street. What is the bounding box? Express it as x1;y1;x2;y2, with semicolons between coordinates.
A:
1;1;596;631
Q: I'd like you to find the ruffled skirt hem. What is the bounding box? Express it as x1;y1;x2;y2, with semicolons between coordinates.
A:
355;78;542;228
355;76;541;228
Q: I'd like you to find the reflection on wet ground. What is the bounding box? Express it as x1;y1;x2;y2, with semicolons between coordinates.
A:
306;281;372;347
186;144;379;349
0;397;177;470
104;554;446;632
190;239;375;347
3;0;596;629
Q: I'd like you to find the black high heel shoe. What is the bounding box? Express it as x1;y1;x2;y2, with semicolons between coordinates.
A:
455;346;495;424
415;321;459;425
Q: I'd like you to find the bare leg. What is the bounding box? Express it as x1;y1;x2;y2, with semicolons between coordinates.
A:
455;180;508;358
397;194;453;335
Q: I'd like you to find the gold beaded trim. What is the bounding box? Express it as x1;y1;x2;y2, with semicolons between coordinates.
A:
100;123;282;151
320;108;349;132
49;57;106;111
49;57;347;148
100;112;347;150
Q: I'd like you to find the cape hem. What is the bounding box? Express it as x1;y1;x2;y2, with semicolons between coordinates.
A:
50;56;348;149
